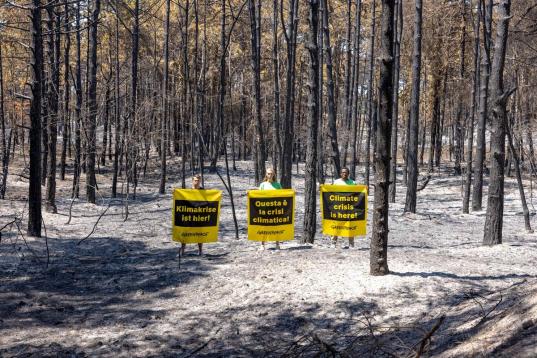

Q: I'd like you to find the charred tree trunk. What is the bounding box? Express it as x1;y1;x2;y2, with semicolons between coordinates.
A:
483;0;511;245
101;80;110;167
463;0;481;213
506;114;532;232
389;0;402;203
365;0;376;189
28;0;44;237
321;0;341;177
86;0;100;204
303;0;320;244
72;0;82;199
45;6;61;212
350;0;363;180
472;0;492;211
404;0;422;213
340;0;353;168
453;0;467;176
271;0;282;172
159;0;171;194
317;0;324;184
280;0;299;189
111;0;121;198
248;0;266;184
60;1;70;181
129;0;140;201
181;0;189;188
428;75;441;173
370;0;394;276
0;43;10;199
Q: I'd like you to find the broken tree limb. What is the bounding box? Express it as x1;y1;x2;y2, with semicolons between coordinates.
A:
415;314;445;358
417;175;431;192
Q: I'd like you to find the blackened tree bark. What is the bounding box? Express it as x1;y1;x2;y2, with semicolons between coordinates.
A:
321;0;340;177
111;0;121;198
271;0;282;172
45;5;61;213
350;0;362;180
365;0;376;189
370;0;394;276
483;0;512;245
180;0;189;188
0;43;10;199
506;113;532;232
404;0;422;213
428;74;441;173
159;0;171;194
472;0;492;211
303;0;320;244
389;0;402;203
72;0;82;199
101;80;110;167
126;0;140;204
28;0;44;237
463;0;481;213
60;0;70;181
86;0;101;204
248;0;266;184
280;0;299;189
435;71;446;167
317;0;324;184
453;0;467;176
340;0;353;168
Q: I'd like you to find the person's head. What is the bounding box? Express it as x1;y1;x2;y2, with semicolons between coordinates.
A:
340;167;350;180
192;174;202;189
264;168;276;182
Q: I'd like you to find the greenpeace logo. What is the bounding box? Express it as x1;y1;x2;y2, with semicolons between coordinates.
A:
257;230;284;235
181;232;208;237
331;225;356;230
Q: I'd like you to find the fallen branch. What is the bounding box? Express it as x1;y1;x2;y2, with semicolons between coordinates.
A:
415;314;445;358
475;292;503;328
417;175;431;192
77;200;120;245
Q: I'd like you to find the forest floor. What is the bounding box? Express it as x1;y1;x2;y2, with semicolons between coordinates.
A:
1;157;537;357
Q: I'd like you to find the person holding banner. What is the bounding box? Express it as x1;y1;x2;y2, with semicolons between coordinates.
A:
181;174;205;256
259;167;282;250
332;167;356;248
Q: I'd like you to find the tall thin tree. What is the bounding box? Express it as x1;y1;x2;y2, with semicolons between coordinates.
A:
483;0;512;245
159;0;171;194
86;0;101;204
45;4;60;213
248;0;266;184
60;0;70;181
364;0;376;189
463;0;481;213
303;0;321;244
370;0;394;276
389;0;402;203
280;0;299;189
404;0;423;213
472;0;493;211
28;0;44;236
321;0;341;177
271;0;282;172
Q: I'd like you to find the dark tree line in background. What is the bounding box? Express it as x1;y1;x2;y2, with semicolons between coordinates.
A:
0;0;535;275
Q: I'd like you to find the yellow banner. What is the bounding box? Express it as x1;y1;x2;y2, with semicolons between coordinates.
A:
320;184;367;237
172;189;222;243
247;189;295;242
